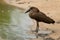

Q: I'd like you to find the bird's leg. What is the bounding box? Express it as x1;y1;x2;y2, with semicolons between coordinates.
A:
36;21;39;32
36;21;39;38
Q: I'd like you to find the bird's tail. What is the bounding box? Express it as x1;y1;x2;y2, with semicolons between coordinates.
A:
43;17;55;24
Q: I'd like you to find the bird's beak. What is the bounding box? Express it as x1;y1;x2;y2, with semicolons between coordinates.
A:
25;9;31;13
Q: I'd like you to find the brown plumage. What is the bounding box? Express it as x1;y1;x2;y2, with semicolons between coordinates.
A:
25;7;55;38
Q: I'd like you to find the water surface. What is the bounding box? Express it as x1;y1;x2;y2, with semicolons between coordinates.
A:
0;3;35;40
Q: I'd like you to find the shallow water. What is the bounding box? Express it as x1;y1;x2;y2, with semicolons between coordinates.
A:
0;3;36;40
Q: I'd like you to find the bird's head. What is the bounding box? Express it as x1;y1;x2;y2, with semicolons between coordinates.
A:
25;7;39;13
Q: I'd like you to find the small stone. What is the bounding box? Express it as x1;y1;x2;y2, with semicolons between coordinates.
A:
38;34;49;37
44;37;55;40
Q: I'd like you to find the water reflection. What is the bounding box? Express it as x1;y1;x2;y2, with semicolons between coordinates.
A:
0;4;36;40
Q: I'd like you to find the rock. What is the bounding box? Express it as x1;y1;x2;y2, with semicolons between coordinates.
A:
44;37;55;40
38;34;49;37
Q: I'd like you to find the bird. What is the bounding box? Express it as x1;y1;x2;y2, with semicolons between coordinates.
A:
25;7;55;38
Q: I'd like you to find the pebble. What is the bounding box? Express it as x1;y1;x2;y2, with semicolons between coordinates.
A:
44;37;55;40
38;34;49;37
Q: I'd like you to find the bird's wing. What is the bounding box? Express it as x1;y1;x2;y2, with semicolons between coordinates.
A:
37;12;48;19
36;12;55;23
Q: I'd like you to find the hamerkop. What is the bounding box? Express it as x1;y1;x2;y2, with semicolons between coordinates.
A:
25;7;55;38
